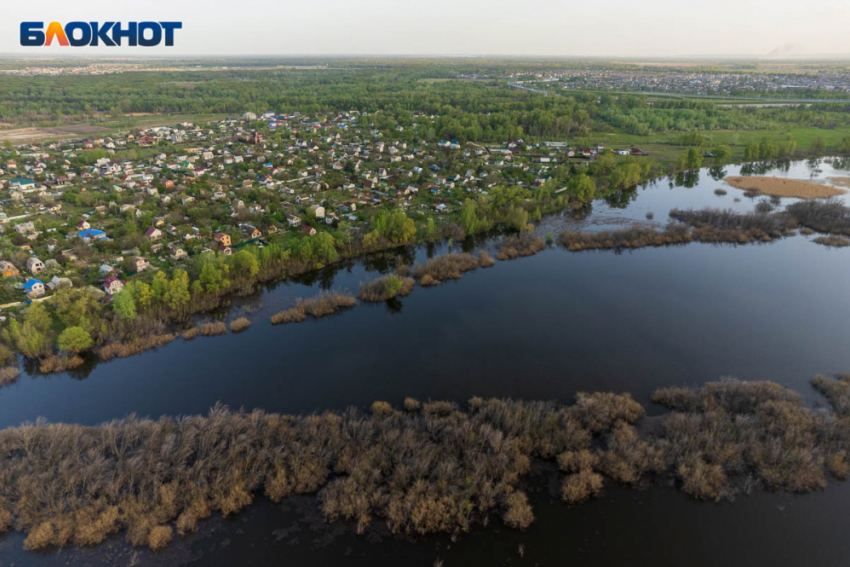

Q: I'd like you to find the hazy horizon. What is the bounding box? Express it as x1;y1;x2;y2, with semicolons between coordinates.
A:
4;0;848;58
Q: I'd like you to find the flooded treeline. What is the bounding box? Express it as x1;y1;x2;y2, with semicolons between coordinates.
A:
2;376;850;553
559;199;850;251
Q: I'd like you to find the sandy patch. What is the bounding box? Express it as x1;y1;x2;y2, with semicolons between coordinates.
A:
725;176;846;199
0;124;107;143
828;177;850;189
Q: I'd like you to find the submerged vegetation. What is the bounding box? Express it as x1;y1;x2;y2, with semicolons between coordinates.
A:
560;199;850;252
358;275;416;302
229;317;251;333
496;233;547;260
412;252;482;286
2;376;850;552
270;292;356;325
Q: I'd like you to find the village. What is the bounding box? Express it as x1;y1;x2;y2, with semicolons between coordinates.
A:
0;110;639;307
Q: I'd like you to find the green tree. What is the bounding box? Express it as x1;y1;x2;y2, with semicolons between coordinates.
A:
167;270;191;312
811;137;827;155
567;174;596;201
112;290;137;321
57;326;93;353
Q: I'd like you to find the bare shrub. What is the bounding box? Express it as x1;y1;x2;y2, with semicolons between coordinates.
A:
271;292;355;324
229;317;251;333
0;366;20;388
271;306;306;325
300;292;356;317
503;491;534;529
497;233;545;260
557;450;599;473
558;223;692;251
148;525;173;552
478;250;495;267
561;470;604;504
574;392;645;433
677;456;727;500
97;334;177;360
413;253;479;283
370;401;395;416
786;200;850;235
813;235;850;248
419;274;439;287
38;354;84;374
359;275;415;302
3;376;850;551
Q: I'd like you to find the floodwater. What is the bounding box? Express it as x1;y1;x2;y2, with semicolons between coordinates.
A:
1;158;850;566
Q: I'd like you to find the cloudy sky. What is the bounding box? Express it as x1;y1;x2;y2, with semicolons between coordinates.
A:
3;0;848;58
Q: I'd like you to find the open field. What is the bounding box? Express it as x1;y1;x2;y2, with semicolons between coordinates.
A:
724;176;846;198
0;125;108;143
0;113;231;142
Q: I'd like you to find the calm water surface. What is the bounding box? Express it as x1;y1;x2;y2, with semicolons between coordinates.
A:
1;159;849;566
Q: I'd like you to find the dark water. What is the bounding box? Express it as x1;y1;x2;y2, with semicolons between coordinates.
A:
2;159;850;566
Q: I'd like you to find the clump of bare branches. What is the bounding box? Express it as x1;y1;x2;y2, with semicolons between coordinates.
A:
229;317;251;333
558;224;693;251
478;250;495;267
271;292;356;324
0;366;20;388
183;322;227;340
786;200;850;235
358;275;415;302
3;377;850;553
96;334;177;361
496;233;546;260
813;235;850;248
412;253;480;285
38;354;84;374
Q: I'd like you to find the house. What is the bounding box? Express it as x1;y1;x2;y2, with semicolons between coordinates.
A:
23;279;45;299
308;204;326;219
301;225;317;236
214;233;231;246
144;227;163;241
171;248;188;261
287;215;302;227
26;257;45;275
78;229;107;243
76;220;91;230
103;276;124;295
47;276;73;291
9;178;36;190
0;261;19;277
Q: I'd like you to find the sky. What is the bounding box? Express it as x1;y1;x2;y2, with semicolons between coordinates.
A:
2;0;848;58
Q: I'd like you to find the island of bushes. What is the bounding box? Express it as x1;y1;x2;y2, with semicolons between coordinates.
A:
1;375;850;553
